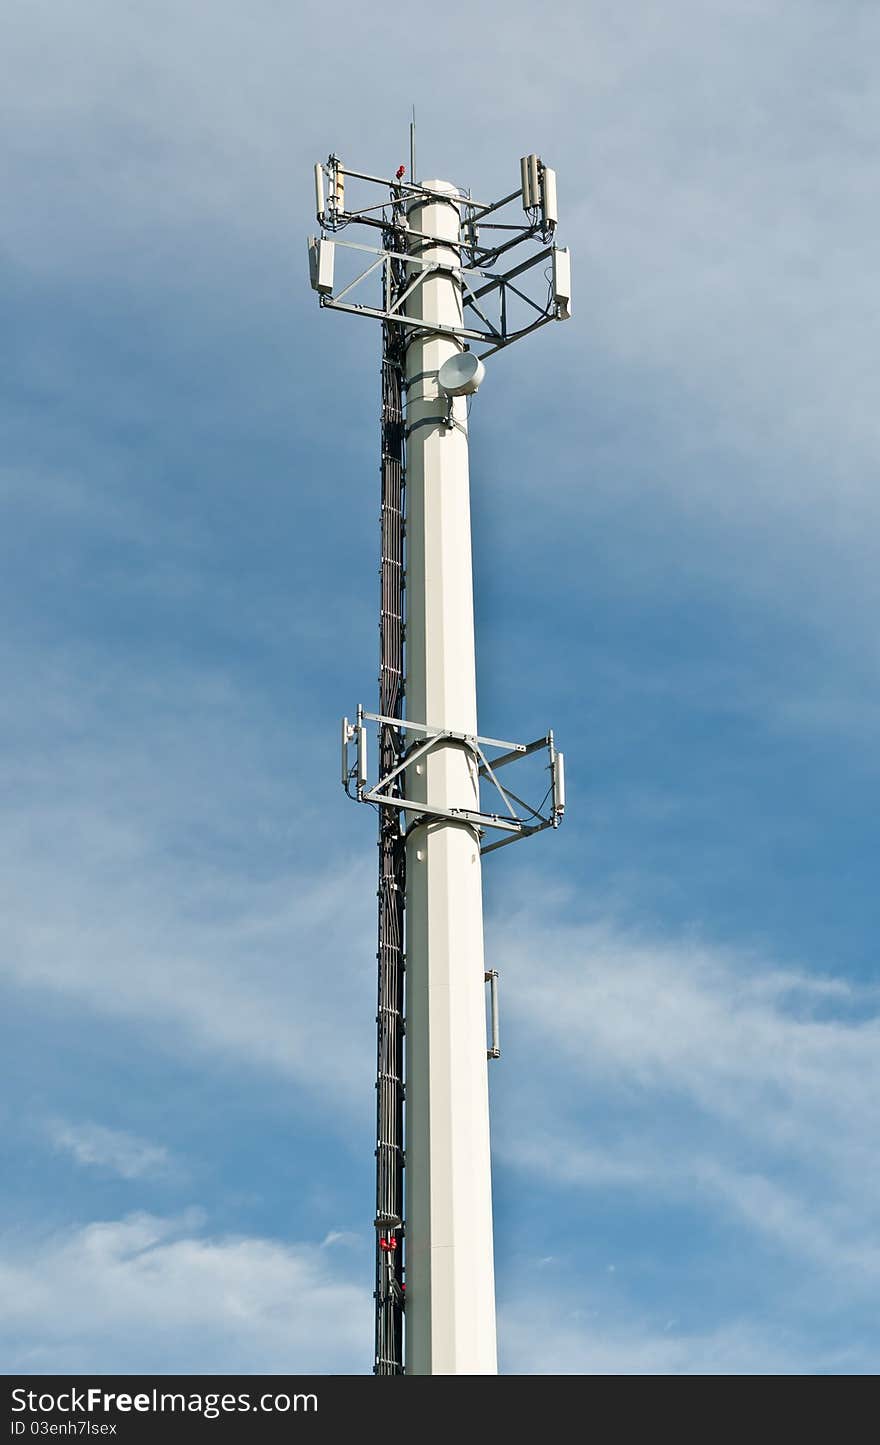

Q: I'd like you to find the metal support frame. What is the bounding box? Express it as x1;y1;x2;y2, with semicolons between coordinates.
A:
313;236;567;358
309;156;570;359
344;709;565;857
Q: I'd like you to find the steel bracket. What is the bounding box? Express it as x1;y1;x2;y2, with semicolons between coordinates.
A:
341;708;565;856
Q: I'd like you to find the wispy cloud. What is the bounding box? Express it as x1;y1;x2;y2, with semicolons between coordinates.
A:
499;1293;861;1375
0;1212;370;1373
48;1120;171;1180
0;641;376;1119
492;901;880;1290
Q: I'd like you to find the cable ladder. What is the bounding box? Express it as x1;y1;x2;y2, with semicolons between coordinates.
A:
373;203;407;1375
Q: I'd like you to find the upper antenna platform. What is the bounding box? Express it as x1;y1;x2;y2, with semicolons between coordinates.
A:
307;153;571;358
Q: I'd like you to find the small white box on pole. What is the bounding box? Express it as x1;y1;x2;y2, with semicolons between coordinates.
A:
308;236;335;295
552;245;571;319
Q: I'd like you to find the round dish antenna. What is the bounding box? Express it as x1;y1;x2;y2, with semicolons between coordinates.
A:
438;351;486;397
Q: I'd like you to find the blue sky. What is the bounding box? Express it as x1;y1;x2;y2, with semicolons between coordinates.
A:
2;0;879;1374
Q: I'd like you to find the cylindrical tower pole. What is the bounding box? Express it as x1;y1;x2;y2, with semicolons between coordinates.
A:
403;182;498;1375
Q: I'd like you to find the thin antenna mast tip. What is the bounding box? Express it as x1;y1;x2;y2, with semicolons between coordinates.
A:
409;105;417;185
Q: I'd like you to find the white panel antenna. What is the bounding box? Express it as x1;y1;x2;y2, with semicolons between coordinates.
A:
308;236;335;295
542;167;558;228
552;246;571;319
520;154;533;209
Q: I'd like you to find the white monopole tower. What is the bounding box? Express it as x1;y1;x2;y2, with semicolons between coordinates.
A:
312;142;569;1375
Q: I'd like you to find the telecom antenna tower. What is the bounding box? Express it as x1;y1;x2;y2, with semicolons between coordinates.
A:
310;140;570;1376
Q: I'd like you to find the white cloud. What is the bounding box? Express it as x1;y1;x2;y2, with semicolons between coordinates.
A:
499;1294;855;1375
491;902;880;1288
499;909;880;1152
0;643;376;1119
1;837;374;1113
0;1212;370;1373
320;1231;362;1250
49;1120;171;1180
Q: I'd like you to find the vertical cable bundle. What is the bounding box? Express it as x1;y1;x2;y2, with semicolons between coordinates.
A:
374;206;407;1375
